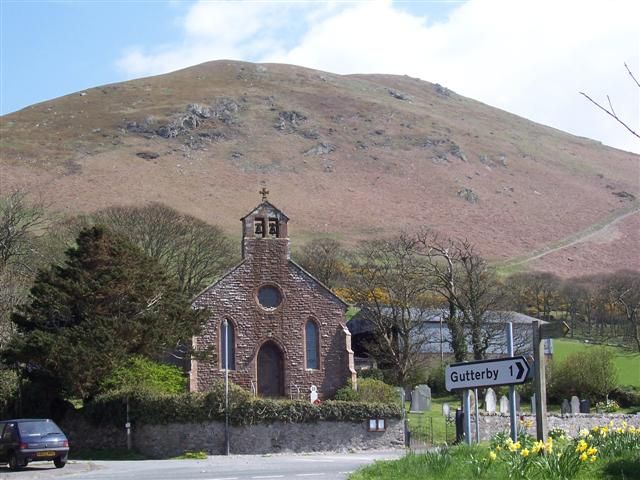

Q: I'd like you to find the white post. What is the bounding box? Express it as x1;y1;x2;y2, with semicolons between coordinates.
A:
474;387;480;442
224;319;230;455
507;322;518;442
463;389;471;445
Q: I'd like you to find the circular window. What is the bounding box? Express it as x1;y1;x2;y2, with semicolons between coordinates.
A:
257;285;283;310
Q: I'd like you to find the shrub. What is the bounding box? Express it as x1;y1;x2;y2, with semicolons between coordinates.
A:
335;378;398;404
610;386;640;408
356;378;399;404
83;383;402;427
358;368;384;381
100;356;187;395
548;347;617;402
427;364;447;395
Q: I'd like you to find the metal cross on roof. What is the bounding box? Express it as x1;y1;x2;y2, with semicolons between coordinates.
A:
259;187;269;201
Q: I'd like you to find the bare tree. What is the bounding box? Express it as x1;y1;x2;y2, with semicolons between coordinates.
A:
580;62;640;139
607;270;640;352
92;203;238;296
347;234;434;386
294;238;346;288
0;191;46;273
416;231;503;360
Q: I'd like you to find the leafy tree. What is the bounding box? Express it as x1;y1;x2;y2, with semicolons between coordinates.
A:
3;226;203;400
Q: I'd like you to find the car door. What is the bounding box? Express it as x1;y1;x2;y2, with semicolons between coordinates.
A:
0;423;10;462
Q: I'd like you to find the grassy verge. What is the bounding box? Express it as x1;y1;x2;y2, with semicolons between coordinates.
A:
353;422;640;480
350;446;639;480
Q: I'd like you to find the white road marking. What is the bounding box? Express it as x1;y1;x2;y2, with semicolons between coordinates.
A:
252;476;285;479
295;474;326;477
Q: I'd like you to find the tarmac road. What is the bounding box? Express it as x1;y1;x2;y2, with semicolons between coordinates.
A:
0;450;404;480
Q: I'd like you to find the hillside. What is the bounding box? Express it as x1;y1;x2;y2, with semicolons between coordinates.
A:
1;60;638;276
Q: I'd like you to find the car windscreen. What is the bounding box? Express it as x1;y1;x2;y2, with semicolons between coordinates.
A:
18;421;63;436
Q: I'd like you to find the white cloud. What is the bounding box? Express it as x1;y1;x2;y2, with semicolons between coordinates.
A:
116;0;640;153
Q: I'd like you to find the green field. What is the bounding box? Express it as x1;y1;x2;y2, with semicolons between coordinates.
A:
553;339;640;387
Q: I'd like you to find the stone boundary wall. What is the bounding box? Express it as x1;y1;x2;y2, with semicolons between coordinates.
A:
61;414;404;458
470;413;640;441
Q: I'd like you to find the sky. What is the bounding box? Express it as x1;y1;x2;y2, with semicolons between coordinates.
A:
1;0;639;154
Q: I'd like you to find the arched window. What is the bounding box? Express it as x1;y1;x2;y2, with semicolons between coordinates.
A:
305;319;320;370
220;319;235;370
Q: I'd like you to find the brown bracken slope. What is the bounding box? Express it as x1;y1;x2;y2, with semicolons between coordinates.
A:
1;60;638;277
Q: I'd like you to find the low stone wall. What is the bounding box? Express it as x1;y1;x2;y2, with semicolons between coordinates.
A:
61;413;404;458
470;413;640;441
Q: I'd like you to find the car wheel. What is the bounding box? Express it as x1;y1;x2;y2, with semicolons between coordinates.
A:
8;452;23;470
54;457;66;469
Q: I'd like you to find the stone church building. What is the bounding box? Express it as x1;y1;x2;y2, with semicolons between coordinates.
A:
190;193;356;399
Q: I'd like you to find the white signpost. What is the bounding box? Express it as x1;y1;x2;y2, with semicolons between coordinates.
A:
445;356;530;391
446;355;530;445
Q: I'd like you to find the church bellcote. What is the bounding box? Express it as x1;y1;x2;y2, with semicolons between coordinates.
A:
241;188;290;259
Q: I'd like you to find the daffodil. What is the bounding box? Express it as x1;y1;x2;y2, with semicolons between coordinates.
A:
531;441;544;454
590;455;597;463
488;451;497;461
521;448;530;457
579;452;588;462
578;428;589;438
587;447;597;456
576;440;588;453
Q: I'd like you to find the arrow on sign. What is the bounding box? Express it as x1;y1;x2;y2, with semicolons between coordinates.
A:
445;356;531;391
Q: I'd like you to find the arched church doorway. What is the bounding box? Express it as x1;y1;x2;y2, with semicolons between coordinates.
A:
257;341;284;397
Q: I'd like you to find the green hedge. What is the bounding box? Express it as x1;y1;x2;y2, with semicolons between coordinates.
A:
83;383;402;427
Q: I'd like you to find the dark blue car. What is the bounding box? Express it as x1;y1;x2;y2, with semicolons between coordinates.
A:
0;419;69;470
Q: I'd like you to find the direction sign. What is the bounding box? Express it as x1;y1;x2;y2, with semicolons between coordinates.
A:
540;321;570;339
445;356;530;391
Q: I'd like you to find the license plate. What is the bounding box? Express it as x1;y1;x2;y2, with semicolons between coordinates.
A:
36;451;55;457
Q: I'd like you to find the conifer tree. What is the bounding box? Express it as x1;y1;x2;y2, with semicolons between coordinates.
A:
3;226;203;400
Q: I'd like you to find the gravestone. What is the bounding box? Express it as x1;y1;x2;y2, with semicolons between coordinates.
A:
309;385;318;404
570;396;580;414
580;399;591;414
561;399;571;414
531;394;536;415
469;389;476;412
442;403;450;418
485;388;497;413
499;395;509;414
410;384;432;412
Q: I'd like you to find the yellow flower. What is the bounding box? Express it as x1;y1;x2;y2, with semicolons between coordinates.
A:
532;441;544;454
591;426;599;433
609;420;614;427
514;441;521;450
508;443;518;452
579;452;588;462
489;451;497;461
587;447;597;456
496;446;502;452
578;428;589;438
521;449;530;457
590;456;597;463
576;440;588;453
